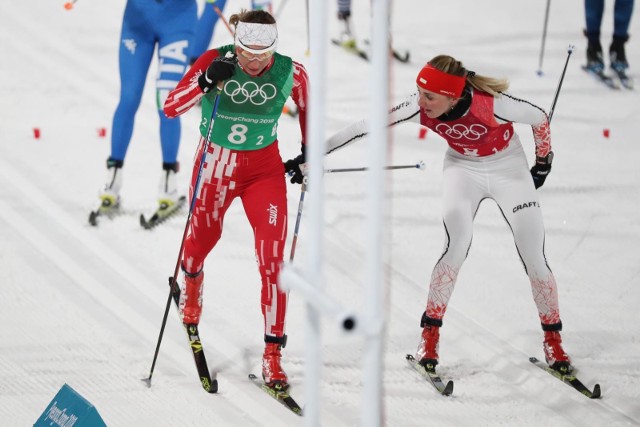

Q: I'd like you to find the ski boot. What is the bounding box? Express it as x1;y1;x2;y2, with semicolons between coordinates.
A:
262;336;288;390
179;267;204;325
416;313;442;373
543;330;572;374
585;40;605;73
337;9;356;48
140;162;185;229
609;35;633;88
609;35;629;72
158;162;183;211
89;158;123;225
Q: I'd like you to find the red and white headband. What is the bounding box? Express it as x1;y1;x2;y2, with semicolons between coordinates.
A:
416;64;466;98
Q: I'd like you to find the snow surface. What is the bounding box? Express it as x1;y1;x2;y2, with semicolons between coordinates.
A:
1;0;639;426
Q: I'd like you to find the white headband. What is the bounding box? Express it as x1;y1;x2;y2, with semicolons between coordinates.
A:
234;22;278;54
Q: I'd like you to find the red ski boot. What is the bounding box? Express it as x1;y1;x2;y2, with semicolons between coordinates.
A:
179;270;204;324
416;324;440;372
543;331;572;373
262;343;289;390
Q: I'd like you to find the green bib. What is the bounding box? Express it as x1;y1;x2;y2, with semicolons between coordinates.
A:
200;45;294;151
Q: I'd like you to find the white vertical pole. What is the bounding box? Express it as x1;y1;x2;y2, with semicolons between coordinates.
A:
304;0;327;425
362;0;391;425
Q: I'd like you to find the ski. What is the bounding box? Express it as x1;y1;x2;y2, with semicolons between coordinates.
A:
611;67;634;89
392;48;411;63
140;196;186;229
331;38;369;60
88;197;120;226
169;278;218;393
363;39;410;63
406;354;454;396
529;357;601;399
248;373;303;416
582;65;620;89
332;39;410;63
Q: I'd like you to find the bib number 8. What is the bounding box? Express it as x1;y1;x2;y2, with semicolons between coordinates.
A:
228;124;248;145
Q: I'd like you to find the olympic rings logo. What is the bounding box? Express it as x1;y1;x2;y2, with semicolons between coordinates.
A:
435;123;488;140
224;80;277;105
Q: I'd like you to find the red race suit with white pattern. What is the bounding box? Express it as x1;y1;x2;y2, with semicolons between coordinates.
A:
164;46;309;339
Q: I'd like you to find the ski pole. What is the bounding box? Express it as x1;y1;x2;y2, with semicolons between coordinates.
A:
548;45;574;123
305;0;310;56
212;4;233;37
289;177;307;262
325;161;425;174
537;0;552;76
144;86;224;389
275;0;289;19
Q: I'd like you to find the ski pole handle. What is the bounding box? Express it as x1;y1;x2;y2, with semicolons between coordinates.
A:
325;161;425;174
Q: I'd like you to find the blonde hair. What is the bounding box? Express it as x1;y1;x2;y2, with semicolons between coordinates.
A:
428;55;509;97
229;9;276;26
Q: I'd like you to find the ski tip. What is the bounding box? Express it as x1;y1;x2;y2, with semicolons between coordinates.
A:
140;214;159;230
443;380;454;396
396;51;410;63
591;383;602;399
88;211;99;226
207;379;219;394
140;214;156;229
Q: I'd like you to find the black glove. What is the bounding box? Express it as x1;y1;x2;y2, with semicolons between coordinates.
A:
198;53;237;93
283;145;306;184
530;151;553;189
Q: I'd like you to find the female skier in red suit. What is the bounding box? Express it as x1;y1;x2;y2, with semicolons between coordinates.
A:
163;9;308;389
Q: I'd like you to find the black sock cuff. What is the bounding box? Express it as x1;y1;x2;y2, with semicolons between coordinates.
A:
420;312;443;328
163;162;180;172
612;34;630;45
265;334;287;348
542;321;563;332
107;158;124;169
181;263;202;278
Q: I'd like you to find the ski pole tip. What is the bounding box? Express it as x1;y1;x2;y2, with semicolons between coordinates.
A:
416;161;426;170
